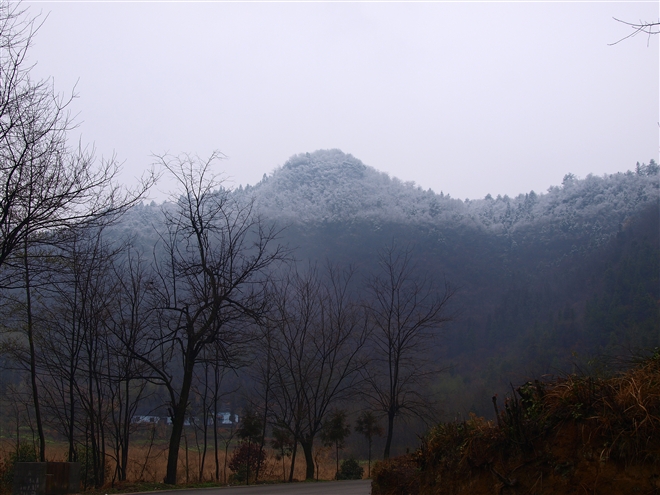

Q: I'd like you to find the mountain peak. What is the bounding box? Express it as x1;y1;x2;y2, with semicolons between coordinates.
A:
247;149;412;222
279;149;369;185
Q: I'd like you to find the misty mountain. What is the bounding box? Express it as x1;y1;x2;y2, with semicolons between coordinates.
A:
244;149;658;240
120;149;659;417
244;149;658;413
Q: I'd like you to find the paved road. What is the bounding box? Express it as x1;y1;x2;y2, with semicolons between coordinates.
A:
132;480;371;495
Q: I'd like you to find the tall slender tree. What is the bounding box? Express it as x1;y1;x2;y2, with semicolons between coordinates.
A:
105;247;153;482
320;410;351;479
363;243;454;459
355;410;383;477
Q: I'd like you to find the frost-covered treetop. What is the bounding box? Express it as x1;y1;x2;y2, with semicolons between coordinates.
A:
240;150;659;238
242;149;465;224
120;150;658;252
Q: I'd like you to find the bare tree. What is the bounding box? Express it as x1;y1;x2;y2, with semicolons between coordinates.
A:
127;152;286;485
105;247;154;483
363;243;454;459
38;225;122;487
209;346;235;483
266;264;368;480
0;3;154;276
1;224;120;475
218;421;237;483
0;3;154;468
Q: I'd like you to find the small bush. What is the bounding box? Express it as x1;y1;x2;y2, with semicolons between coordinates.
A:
227;442;266;483
0;444;37;492
336;457;364;480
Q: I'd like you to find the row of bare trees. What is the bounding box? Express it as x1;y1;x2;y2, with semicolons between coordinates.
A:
2;151;454;486
0;3;454;486
0;1;154;480
250;247;454;481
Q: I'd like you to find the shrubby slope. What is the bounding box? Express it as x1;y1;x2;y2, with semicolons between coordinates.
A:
372;353;660;495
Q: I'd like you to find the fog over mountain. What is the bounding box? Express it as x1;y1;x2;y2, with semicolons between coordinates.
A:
119;149;658;418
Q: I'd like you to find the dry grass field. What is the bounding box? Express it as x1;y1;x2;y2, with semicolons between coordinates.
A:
0;434;358;489
111;442;345;484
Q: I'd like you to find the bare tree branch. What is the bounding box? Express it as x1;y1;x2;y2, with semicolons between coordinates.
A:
0;3;157;281
610;17;660;46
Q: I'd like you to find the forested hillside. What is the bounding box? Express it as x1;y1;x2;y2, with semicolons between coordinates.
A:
0;1;656;489
1;147;657;487
114;148;659;417
240;149;659;415
114;148;658;418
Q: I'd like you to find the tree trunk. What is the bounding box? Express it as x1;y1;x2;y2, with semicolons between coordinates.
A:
223;441;229;483
367;437;372;477
213;379;219;481
198;362;209;482
68;366;76;462
184;429;189;484
288;439;297;482
301;438;315;480
383;409;395;459
255;351;270;481
23;240;45;462
165;360;195;485
245;439;251;486
120;379;130;481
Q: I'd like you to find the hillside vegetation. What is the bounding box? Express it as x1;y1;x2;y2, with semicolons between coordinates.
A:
372;352;660;494
246;149;658;238
240;149;660;417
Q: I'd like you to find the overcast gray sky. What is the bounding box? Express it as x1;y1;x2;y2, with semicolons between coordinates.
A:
25;1;659;201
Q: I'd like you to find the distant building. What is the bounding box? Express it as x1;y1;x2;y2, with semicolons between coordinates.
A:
149;412;240;427
213;412;239;425
131;415;161;424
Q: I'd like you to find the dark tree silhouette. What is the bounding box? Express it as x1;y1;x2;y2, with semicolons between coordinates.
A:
271;423;294;481
0;3;153;464
363;243;454;459
236;407;263;485
126;152;285;485
355;410;383;477
266;264;368;480
320;410;351;479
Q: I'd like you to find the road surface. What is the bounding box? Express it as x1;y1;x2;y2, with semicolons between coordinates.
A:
129;480;372;495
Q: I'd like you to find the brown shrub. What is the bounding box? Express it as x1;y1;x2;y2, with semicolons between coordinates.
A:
378;353;660;495
371;455;419;495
